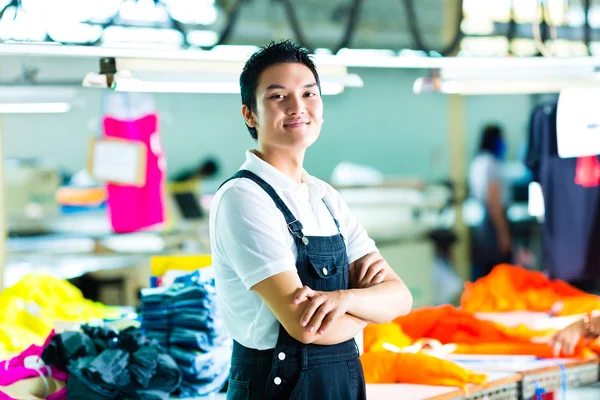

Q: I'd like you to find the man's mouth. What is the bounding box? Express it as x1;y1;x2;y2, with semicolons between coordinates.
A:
284;120;309;127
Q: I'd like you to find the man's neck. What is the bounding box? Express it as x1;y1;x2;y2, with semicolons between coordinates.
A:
253;146;305;183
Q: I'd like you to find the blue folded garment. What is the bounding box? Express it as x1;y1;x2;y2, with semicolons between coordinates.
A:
169;346;231;381
176;362;230;398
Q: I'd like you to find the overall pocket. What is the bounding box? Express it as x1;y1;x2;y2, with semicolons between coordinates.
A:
307;254;348;291
226;379;249;400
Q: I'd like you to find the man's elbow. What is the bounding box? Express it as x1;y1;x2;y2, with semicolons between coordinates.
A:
401;289;414;316
289;329;316;344
375;285;413;324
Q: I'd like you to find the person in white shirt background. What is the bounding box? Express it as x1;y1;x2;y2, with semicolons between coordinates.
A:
209;40;413;400
468;124;512;281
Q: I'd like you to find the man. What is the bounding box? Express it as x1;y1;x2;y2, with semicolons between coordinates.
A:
210;40;413;400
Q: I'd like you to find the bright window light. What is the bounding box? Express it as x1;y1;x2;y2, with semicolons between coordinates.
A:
0;103;71;113
0;7;47;42
165;0;218;25
22;0;120;24
463;0;512;22
187;30;219;47
103;26;184;46
119;0;169;23
48;22;103;44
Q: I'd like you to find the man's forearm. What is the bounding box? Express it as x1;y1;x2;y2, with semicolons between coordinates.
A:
310;313;367;345
345;280;413;324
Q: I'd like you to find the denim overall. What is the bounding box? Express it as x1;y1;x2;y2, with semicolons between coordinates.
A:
221;170;366;400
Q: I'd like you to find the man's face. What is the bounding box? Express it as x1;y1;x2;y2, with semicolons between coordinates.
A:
243;62;323;151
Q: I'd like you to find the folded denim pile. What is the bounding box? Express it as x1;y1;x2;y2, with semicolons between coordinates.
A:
41;325;181;400
141;271;231;398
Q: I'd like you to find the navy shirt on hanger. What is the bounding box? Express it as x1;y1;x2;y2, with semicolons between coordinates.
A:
525;104;600;283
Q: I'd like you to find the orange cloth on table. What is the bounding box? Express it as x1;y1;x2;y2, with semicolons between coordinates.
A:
361;351;488;389
453;341;597;360
461;264;600;316
363;323;413;353
393;304;542;345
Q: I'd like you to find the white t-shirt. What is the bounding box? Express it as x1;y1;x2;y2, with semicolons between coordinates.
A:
209;150;378;350
468;153;507;205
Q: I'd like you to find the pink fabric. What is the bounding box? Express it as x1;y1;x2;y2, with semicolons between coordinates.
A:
0;332;68;399
103;113;167;233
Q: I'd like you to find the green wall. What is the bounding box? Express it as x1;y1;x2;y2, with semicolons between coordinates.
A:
2;64;534;185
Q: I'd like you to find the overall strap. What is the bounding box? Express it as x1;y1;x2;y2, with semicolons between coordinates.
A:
219;170;304;238
321;199;343;239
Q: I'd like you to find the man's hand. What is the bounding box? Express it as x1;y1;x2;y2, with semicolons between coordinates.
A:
350;252;388;289
293;286;352;335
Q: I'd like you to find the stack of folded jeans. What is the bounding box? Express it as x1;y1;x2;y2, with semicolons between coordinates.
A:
141;272;231;398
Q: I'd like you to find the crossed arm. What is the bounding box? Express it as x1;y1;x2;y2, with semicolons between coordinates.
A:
251;251;413;345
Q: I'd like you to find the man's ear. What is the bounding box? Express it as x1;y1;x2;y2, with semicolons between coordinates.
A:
242;105;257;128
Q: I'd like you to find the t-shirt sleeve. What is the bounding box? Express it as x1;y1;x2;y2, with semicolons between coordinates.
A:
483;157;500;185
213;184;297;290
327;187;378;264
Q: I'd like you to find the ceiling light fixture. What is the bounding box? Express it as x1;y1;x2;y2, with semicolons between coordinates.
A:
0;102;71;114
82;57;363;95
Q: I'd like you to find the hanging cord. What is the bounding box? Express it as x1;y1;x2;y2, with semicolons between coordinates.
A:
533;0;559;57
401;0;464;56
0;0;19;23
584;0;592;55
507;0;517;54
274;0;364;54
331;0;365;54
200;0;248;50
63;0;247;48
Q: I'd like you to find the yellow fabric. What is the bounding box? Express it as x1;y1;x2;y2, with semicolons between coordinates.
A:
0;324;45;352
0;340;6;361
0;274;118;353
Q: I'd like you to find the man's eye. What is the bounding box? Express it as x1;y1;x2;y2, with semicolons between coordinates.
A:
270;94;284;99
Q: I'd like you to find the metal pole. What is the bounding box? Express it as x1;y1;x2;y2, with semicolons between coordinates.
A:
447;94;470;281
0;113;5;291
443;0;470;281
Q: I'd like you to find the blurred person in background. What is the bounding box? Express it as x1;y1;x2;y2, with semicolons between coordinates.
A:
468;124;512;280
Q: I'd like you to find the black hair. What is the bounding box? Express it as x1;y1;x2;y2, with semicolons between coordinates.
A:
239;39;321;140
479;124;504;153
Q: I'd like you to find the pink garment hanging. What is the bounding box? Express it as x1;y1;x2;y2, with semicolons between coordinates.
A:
0;332;67;400
102;92;167;233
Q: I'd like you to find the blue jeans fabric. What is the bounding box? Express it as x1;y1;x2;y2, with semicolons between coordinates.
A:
141;276;231;398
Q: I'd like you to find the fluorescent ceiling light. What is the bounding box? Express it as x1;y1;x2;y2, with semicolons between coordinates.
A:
82;63;362;95
84;72;347;95
0;86;76;113
0;102;71;113
115;80;240;93
0;86;77;103
413;76;600;95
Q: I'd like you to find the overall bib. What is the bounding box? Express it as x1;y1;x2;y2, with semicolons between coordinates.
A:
221;170;366;400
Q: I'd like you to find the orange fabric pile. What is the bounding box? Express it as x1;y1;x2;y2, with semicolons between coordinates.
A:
393;304;596;359
461;264;600;316
360;351;488;389
360;265;600;388
361;322;489;388
394;304;544;345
